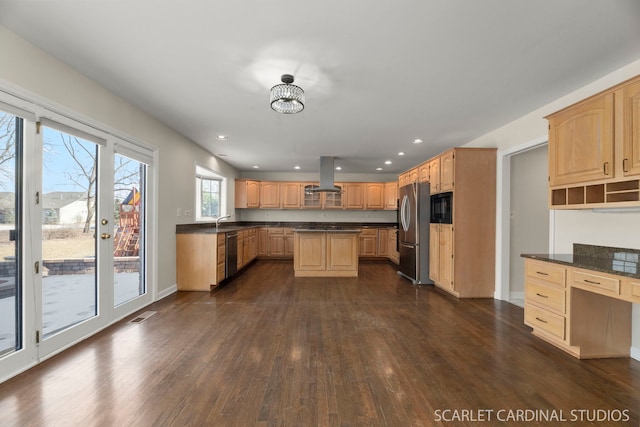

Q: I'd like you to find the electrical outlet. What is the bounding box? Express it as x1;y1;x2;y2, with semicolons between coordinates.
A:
176;208;182;217
184;209;191;216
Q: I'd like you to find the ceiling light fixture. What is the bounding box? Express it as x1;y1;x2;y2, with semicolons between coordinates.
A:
294;165;301;170
384;160;392;165
335;166;342;171
398;152;405;156
217;135;228;140
413;139;423;144
270;74;305;114
376;167;383;171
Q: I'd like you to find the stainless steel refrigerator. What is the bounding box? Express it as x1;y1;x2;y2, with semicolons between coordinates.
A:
397;182;432;284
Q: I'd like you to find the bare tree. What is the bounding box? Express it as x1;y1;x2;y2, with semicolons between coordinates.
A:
0;114;16;190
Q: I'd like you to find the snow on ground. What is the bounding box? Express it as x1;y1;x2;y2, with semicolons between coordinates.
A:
0;272;141;354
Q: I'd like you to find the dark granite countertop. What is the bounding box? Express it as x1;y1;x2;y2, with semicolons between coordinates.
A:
522;244;640;279
176;221;397;234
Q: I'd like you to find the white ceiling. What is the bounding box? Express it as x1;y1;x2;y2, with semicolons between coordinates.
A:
2;0;640;174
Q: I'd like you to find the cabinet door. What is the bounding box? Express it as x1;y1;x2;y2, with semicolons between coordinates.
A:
440;151;454;191
418;163;429;183
237;234;244;269
548;93;614;186
269;230;286;256
359;229;377;256
322;184;343;209
409;168;418;184
327;233;358;271
621;78;640;176
365;183;385;210
438;224;454;289
257;228;269;256
235;179;260;208
388;229;399;263
281;182;302;209
302;183;322;209
429;224;439;282
343;183;365;209
384;182;398;210
429;158;441;194
377;229;388;256
242;236;250;266
260;182;281;208
284;229;295;256
246;180;260;208
294;233;327;271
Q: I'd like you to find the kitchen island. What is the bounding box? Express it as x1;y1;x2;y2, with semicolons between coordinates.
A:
293;227;361;277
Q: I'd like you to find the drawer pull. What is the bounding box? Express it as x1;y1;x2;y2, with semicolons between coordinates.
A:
583;279;601;285
536;271;549;276
535;317;548;324
535;293;549;298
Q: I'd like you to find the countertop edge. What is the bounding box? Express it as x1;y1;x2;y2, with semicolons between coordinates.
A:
521;253;640;280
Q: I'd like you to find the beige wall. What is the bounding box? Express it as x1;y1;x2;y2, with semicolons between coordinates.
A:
0;26;239;295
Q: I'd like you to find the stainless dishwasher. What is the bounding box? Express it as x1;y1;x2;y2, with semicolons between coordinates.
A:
225;232;238;278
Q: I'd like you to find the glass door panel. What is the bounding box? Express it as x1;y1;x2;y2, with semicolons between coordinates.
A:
113;154;146;306
0;111;21;357
41;126;98;338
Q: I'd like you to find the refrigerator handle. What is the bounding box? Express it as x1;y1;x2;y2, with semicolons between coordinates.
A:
400;195;409;231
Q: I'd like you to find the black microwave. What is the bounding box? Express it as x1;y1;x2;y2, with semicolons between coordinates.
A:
430;192;453;224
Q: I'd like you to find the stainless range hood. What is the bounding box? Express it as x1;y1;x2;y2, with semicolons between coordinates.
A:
311;156;342;193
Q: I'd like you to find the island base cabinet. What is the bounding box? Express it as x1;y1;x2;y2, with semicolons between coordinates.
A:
176;233;222;291
294;232;358;277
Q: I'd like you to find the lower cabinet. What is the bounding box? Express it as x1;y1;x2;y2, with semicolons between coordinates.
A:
388;229;399;264
359;228;378;256
523;258;633;359
294;232;359;277
176;233;226;291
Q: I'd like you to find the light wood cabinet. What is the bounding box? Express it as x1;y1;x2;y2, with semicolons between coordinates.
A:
621;78;640;176
302;183;322;209
284;228;295;256
235;179;260;208
365;183;385;210
260;182;281;208
343;183;365;209
524;258;632;359
176;233;226;290
384;182;398;210
377;228;388;256
430;224;453;290
237;230;244;269
440;150;454;191
268;228;286;256
358;228;378;256
547;74;640;208
281;182;302;209
257;227;293;258
257;228;269;256
294;231;359;277
548;93;614;186
429;158;440;194
387;229;399;264
418;163;429;183
241;228;257;267
427;148;496;298
322;184;343;209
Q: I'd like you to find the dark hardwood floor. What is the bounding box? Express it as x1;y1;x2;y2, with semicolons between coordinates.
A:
1;260;639;426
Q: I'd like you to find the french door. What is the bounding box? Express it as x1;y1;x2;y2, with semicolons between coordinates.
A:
0;96;154;379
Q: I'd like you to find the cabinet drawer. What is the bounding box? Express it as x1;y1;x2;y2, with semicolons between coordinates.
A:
525;303;565;341
525;260;566;286
269;228;284;235
525;281;565;314
571;269;620;295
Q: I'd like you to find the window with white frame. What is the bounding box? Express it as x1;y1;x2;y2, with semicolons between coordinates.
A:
195;165;226;220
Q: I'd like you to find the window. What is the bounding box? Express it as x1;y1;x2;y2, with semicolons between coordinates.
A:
195;165;226;221
200;177;221;217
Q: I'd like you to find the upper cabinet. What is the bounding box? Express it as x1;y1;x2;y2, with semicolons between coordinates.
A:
260;181;281;208
440;150;455;192
235;180;398;210
418;163;429;183
547;74;640;209
621;78;640;176
384;182;398;210
548;93;614;186
429;157;441;194
235;179;260;208
365;183;385;210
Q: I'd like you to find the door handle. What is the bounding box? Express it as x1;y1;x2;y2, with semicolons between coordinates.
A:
101;233;112;240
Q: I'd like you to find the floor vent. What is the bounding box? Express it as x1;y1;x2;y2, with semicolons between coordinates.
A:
129;311;157;323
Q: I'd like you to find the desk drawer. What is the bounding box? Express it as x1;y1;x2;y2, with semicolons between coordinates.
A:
526;281;565;314
525;260;566;286
571;269;620;295
525;303;565;341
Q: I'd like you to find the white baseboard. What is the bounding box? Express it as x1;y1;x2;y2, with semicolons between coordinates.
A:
630;346;640;361
509;291;524;300
157;284;177;300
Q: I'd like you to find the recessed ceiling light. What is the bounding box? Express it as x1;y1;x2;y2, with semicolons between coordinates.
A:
398;152;405;156
335;166;342;170
252;165;260;169
384;160;392;165
294;165;301;170
413;139;423;144
217;153;227;157
217;135;228;140
376;167;383;171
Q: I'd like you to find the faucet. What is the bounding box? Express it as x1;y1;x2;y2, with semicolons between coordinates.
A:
215;214;231;231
